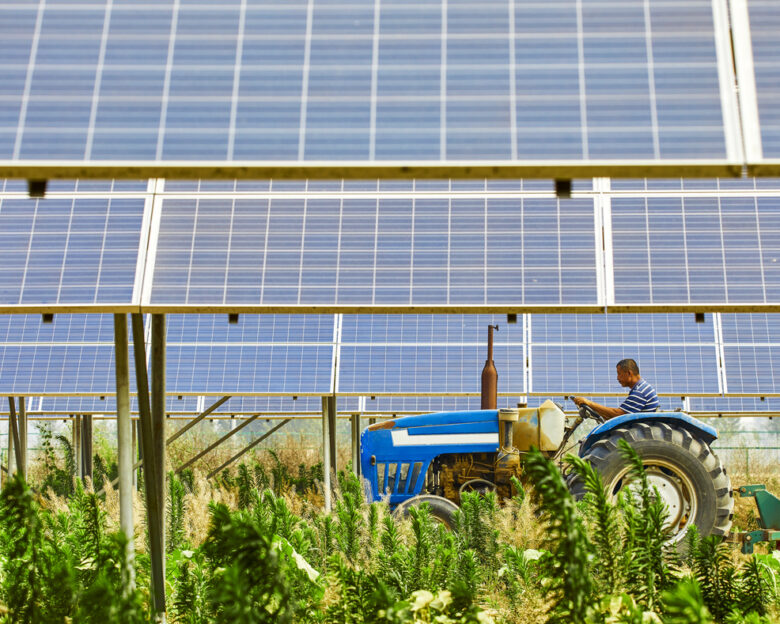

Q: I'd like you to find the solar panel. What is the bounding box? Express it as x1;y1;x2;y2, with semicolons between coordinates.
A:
610;196;780;305
0;0;743;180
0;196;145;308
720;313;780;394
530;312;716;343
529;313;721;394
148;196;599;308
530;344;720;394
166;344;333;394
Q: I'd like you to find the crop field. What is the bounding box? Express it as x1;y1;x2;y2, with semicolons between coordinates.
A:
0;425;776;624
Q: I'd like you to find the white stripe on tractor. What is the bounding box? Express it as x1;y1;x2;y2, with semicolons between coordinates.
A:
390;429;499;447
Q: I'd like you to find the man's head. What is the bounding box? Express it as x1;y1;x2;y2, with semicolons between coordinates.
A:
616;358;641;388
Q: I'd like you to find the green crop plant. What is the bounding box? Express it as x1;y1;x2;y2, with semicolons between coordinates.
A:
523;447;594;623
565;453;621;595
168;470;187;553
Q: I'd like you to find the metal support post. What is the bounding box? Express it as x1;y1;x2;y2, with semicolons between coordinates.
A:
18;397;27;479
73;415;82;479
5;416;12;482
151;314;166;537
132;419;138;489
7;398;22;478
322;397;332;512
82;414;93;482
351;414;360;476
114;313;135;588
131;313;165;618
328;395;337;476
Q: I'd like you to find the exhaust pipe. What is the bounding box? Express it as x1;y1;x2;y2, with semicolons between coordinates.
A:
481;324;499;409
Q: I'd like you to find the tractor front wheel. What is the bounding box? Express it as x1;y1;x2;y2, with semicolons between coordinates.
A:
393;494;459;529
569;422;733;544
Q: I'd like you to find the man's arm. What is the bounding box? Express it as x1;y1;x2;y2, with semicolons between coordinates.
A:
571;396;626;420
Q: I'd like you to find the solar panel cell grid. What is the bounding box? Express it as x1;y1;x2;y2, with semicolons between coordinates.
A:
0;0;734;165
165;314;335;344
611;196;780;305
530;344;720;394
166;344;333;394
150;196;599;306
531;313;715;343
0;197;144;306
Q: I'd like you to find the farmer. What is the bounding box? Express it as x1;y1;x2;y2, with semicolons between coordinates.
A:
571;358;659;421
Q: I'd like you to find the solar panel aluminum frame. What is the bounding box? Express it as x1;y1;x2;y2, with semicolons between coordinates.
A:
0;161;745;183
732;0;780;176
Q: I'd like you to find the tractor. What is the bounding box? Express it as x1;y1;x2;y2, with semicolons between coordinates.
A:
359;400;735;543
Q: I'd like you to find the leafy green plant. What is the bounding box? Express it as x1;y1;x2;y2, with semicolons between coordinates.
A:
523;448;593;623
691;535;738;621
202;502;292;623
236;463;255;510
168;470;187;553
452;491;500;573
37;423;75;497
565;454;621;594
616;439;677;609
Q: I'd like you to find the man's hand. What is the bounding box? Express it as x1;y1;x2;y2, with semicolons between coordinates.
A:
571;396;626;421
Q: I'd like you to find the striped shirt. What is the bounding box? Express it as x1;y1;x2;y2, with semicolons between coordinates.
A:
620;379;660;413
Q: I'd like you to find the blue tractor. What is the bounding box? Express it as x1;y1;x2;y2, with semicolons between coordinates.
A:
360;401;734;543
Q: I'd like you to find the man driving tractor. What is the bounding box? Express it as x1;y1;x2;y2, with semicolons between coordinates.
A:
572;358;659;421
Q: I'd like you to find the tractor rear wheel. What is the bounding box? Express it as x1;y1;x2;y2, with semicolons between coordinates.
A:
393;494;459;529
568;422;733;544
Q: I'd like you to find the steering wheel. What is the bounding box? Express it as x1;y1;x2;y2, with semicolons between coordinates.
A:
578;402;605;424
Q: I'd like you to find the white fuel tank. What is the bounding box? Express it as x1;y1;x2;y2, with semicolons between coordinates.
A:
500;400;566;451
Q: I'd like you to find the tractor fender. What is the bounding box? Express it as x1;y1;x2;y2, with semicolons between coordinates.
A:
579;412;717;457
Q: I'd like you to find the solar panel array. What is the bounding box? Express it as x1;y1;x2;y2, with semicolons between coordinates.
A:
1;181;780;312
0;0;749;178
0;311;778;417
0;1;779;418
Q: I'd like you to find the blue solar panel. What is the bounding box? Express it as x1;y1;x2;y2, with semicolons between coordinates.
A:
690;397;780;413
0;344;122;394
150;196;598;306
719;313;780;394
611;196;780;304
0;197;144;306
0;0;737;169
530;344;720;394
340;314;517;343
531;313;716;343
338;314;523;394
0;313;115;343
166;344;333;394
166;313;334;344
338;344;523;394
